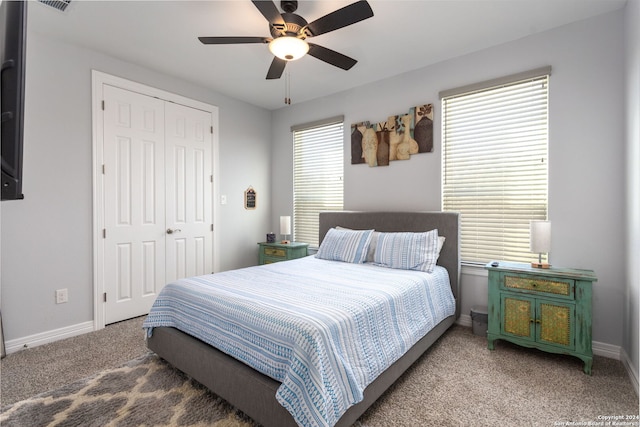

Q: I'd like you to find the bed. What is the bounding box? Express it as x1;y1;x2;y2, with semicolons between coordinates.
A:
145;211;460;427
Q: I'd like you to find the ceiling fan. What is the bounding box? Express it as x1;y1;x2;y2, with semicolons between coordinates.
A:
198;0;374;80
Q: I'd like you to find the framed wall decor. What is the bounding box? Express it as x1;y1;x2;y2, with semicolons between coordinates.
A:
351;103;433;167
244;186;257;210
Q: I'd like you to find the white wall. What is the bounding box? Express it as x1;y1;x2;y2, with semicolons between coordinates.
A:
0;31;272;342
272;10;626;347
624;0;640;390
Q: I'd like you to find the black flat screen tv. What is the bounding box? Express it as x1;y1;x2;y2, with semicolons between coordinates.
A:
1;0;27;201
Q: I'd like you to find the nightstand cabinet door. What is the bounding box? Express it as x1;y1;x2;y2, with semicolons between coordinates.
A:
537;299;574;350
500;293;575;351
501;294;535;341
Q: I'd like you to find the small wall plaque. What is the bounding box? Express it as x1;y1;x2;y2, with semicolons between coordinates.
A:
244;186;257;210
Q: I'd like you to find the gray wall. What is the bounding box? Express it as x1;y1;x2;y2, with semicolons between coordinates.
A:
624;0;640;386
1;3;636;392
271;10;627;347
0;31;272;341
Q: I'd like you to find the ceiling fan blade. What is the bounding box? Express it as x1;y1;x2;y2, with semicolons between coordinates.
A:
304;1;374;37
266;57;287;79
307;43;357;70
251;0;285;27
199;36;269;45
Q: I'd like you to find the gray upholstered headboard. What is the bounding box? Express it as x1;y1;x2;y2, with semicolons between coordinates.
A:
319;211;461;318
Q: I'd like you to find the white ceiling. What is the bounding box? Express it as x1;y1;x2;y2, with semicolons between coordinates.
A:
28;0;626;110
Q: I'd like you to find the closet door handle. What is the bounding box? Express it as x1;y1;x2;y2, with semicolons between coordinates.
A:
166;228;182;234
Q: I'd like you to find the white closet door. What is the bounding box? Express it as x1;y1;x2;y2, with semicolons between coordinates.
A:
165;102;213;282
103;85;166;324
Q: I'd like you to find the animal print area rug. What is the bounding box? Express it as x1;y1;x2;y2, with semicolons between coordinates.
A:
0;353;258;427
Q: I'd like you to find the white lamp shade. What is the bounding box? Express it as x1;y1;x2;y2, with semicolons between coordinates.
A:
530;220;551;253
269;36;309;61
280;216;292;235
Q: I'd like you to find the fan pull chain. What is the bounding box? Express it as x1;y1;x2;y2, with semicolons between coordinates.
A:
284;72;291;105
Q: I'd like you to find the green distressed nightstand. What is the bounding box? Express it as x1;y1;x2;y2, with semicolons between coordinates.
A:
258;242;309;265
485;261;597;374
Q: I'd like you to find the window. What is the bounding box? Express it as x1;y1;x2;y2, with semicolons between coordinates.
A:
292;117;344;247
441;68;550;265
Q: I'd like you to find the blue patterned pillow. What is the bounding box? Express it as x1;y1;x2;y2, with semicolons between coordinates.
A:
373;229;440;273
316;228;374;264
336;226;379;263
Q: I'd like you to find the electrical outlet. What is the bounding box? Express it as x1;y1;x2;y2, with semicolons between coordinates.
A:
55;288;68;304
220;195;227;205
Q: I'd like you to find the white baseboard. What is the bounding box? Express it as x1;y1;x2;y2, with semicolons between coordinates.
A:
620;347;639;396
592;340;621;359
4;321;94;355
457;313;473;327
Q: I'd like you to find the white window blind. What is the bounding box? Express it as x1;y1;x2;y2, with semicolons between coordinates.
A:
441;72;549;265
293;118;344;247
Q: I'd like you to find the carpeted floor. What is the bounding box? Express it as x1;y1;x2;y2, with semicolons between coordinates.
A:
1;318;638;426
1;353;251;427
1;316;149;406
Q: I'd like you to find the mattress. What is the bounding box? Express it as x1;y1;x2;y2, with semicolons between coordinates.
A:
143;255;455;427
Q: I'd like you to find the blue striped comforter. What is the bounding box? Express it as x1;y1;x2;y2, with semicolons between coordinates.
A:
143;256;455;427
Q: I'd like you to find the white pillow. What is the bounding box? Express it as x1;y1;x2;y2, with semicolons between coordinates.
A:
316;228;374;264
373;229;440;273
437;235;446;259
337;226;445;264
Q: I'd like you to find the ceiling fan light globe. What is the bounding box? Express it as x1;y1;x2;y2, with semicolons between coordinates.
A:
269;36;309;61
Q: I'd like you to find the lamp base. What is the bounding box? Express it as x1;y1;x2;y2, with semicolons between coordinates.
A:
281;240;290;244
531;262;551;269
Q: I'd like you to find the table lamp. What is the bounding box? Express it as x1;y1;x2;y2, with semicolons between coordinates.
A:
280;216;291;244
530;220;551;268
